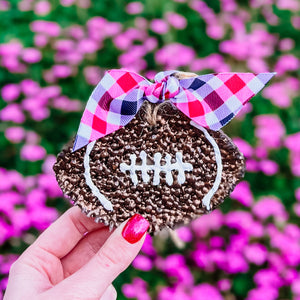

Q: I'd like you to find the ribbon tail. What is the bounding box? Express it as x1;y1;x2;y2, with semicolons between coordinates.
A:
73;69;149;152
175;72;276;131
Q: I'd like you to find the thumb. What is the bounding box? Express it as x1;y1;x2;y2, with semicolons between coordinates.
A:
100;285;117;300
43;214;149;300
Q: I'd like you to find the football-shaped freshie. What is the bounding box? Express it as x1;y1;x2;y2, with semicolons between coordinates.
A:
54;101;245;233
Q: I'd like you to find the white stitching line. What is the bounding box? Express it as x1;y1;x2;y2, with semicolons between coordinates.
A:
84;141;113;211
190;121;223;210
120;151;193;186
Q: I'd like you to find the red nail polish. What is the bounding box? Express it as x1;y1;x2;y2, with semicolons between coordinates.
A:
122;214;149;244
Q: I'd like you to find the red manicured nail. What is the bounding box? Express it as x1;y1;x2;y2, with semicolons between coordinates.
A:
122;214;149;244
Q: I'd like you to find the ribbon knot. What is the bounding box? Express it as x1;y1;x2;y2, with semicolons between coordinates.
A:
73;69;275;152
142;73;181;103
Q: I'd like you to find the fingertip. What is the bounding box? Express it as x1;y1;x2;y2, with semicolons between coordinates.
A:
121;214;150;244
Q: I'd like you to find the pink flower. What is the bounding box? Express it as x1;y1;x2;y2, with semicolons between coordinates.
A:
0;103;25;123
0;191;22;214
156;43;195;68
244;243;268;265
135;17;148;30
114;33;132;50
275;54;300;75
60;0;76;6
157;254;194;286
22;97;48;112
26;188;47;208
165;12;187;29
246;159;260;172
285;132;300;152
292;277;300;295
30;107;50;121
217;279;231;291
283;268;298;285
42;155;56;175
158;286;190;300
263;77;299;108
1;84;20;102
54;39;75;52
191;283;223;300
34;34;49;47
296;188;300;201
232;138;253;157
192;209;223;237
226;211;255;233
150;19;169;34
289;152;300;176
52;65;72;78
52;96;81;112
132;255;153;271
254;269;282;288
34;0;51;15
28;206;58;230
294;203;300;216
22;48;42;63
68;25;85;39
255;146;268;159
254;115;285;149
292;16;300;29
247;57;270;73
77;38;99;54
207;24;224;40
119;52;147;72
141;234;156;256
20;79;40;96
126;2;143;14
122;278;151;300
277;0;300;11
0;41;22;56
0;0;10;11
259;160;279;176
231;181;253;207
18;0;32;11
38;174;63;198
247;287;279;300
83;66;102;85
221;0;237;11
220;26;276;61
190;0;224;39
25;131;40;144
253;197;288;222
144;37;158;52
0;170;25;192
30;20;61;37
5;127;25;143
225;251;249;273
210;236;225;248
20;144;46;161
176;226;193;242
41;85;61;98
279;38;295;51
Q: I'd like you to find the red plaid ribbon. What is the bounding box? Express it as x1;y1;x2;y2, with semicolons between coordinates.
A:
73;69;275;152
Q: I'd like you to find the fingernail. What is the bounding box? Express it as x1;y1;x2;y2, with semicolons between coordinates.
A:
122;214;149;244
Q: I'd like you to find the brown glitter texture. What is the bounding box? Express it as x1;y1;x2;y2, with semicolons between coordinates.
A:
53;101;245;233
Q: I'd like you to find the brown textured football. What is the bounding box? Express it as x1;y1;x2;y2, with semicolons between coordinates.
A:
53;101;245;233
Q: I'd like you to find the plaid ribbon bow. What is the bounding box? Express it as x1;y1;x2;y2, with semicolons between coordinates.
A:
73;69;275;152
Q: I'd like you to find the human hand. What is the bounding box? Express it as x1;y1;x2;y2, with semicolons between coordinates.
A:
4;206;149;300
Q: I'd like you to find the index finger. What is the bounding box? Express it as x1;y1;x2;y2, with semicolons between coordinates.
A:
27;206;105;258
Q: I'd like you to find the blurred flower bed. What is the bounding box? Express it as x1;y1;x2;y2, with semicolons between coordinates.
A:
0;0;299;299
